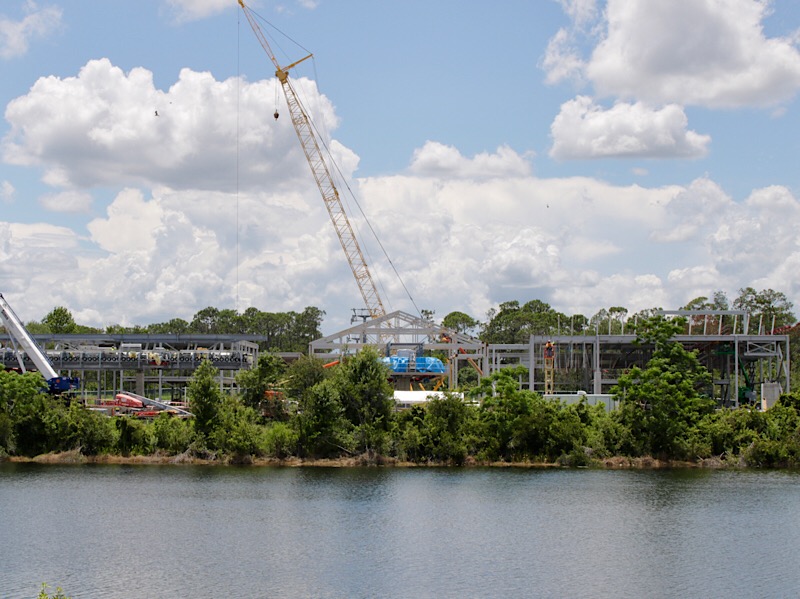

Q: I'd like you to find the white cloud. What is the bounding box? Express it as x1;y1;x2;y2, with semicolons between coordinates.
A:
0;181;13;203
543;28;587;86
39;190;92;213
554;0;599;30
549;96;711;159
0;221;80;312
2;58;340;193
651;177;731;243
0;1;61;60
409;142;532;179
163;0;231;22
3;57;800;332
588;0;800;108
87;188;164;254
709;185;800;284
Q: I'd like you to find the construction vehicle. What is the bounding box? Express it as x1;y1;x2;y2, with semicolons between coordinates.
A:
0;293;80;394
238;0;387;320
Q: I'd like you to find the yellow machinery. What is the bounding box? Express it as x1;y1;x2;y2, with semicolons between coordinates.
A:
238;1;387;320
543;340;555;395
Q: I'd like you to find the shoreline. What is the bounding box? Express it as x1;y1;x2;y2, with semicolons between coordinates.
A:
2;450;729;469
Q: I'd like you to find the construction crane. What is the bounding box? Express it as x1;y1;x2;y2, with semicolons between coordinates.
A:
238;1;387;320
0;293;79;394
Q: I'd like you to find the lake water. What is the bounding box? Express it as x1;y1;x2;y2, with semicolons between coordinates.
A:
1;463;799;598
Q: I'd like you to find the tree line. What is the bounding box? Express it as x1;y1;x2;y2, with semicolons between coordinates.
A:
3;315;800;468
22;305;326;354
11;286;795;348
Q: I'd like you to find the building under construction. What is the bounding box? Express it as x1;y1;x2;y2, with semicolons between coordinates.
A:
1;308;790;409
311;309;790;409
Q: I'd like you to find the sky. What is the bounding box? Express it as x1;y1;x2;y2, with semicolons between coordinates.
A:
2;0;800;334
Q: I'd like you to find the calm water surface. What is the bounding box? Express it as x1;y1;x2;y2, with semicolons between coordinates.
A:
1;463;799;598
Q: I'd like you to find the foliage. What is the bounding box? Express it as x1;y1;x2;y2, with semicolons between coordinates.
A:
116;417;154;455
152;413;194;454
480;300;566;344
10;385;70;457
209;395;264;460
734;287;795;331
467;366;587;462
395;394;477;464
332;347;394;457
294;377;348;458
38;583;71;599
65;402;117;455
236;352;288;420
187;359;223;441
8;291;800;466
42;307;77;334
284;354;329;403
613;316;715;459
263;421;299;458
441;311;480;336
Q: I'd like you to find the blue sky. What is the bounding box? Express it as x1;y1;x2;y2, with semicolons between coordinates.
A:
2;0;800;333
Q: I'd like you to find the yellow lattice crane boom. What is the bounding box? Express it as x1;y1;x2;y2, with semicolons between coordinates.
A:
238;0;387;319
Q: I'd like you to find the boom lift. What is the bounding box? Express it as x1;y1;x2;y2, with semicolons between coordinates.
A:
0;293;79;394
238;0;387;319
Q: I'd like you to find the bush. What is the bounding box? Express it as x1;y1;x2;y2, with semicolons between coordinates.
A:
115;417;154;455
209;396;264;459
152;413;194;454
65;403;117;455
263;421;298;458
12;393;70;457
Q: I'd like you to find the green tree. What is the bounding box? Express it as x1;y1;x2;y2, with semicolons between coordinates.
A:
285;354;329;402
152;412;194;454
613;316;715;459
115;417;154;455
187;359;223;441
442;311;479;335
43;307;76;334
11;388;69;456
148;318;190;334
295;377;348;458
1;370;48;453
288;306;325;351
236;352;288;419
481;300;565;343
470;366;584;462
421;393;476;464
209;396;264;461
332;347;394;457
190;307;221;334
65;403;117;455
734;287;795;332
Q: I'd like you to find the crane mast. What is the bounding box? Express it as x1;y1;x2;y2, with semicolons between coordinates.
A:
238;1;387;320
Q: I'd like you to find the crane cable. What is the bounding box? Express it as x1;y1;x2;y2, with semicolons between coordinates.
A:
235;7;241;312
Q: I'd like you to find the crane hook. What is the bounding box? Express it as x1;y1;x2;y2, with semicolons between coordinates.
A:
274;110;279;120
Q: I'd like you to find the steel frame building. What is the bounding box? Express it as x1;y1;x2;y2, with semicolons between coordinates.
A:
1;309;791;407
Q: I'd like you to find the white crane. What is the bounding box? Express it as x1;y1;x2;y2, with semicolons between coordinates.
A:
238;0;387;320
0;293;79;393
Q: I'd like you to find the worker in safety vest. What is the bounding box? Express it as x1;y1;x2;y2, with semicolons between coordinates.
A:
544;341;555;360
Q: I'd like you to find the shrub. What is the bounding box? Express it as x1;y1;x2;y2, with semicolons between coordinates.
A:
65;403;117;455
115;417;154;455
152;413;194;454
263;421;298;458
